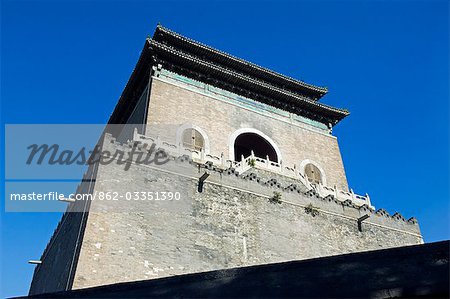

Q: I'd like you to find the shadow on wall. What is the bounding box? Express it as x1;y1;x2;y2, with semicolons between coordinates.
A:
20;241;449;298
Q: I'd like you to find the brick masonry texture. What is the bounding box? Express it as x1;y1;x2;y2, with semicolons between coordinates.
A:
70;138;422;290
28;76;423;295
146;78;349;191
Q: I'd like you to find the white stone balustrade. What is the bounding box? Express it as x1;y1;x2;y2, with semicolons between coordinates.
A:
132;129;374;210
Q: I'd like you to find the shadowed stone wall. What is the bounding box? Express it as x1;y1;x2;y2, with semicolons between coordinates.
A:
28;164;97;295
23;241;449;299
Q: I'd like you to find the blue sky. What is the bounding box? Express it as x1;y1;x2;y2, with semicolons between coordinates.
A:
1;0;448;297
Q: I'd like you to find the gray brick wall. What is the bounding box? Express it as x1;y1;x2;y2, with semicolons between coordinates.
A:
146;78;349;191
29;74;422;295
70;137;422;290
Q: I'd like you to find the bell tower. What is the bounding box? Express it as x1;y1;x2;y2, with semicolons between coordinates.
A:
29;25;422;295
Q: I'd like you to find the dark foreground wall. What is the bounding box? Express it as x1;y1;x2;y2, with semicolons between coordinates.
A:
22;241;449;298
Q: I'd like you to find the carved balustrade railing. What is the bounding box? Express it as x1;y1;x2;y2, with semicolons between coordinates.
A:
132;129;374;209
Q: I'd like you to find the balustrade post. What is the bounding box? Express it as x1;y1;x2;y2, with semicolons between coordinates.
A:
133;128;138;141
238;154;245;172
304;177;310;190
317;182;322;196
265;155;269;168
200;148;205;162
366;193;372;208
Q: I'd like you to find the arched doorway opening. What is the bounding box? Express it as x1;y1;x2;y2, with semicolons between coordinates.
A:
234;133;278;162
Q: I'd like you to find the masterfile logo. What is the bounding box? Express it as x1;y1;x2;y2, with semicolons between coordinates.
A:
4;124;191;212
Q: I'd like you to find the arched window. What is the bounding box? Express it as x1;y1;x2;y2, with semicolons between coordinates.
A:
234;133;278;162
182;128;204;151
305;163;323;184
229;128;282;163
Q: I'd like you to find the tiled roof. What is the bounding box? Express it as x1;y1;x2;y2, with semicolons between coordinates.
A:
149;39;349;124
109;25;349;126
154;25;329;99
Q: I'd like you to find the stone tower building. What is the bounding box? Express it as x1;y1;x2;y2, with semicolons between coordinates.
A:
29;25;422;295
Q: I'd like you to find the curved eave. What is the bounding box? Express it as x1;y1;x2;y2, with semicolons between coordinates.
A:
107;40;153;124
153;25;328;100
149;39;348;125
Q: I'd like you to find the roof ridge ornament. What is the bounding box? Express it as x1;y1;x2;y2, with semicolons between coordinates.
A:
149;39;349;123
153;25;329;96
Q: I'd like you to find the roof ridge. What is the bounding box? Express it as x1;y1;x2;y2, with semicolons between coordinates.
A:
154;24;328;95
150;39;348;117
